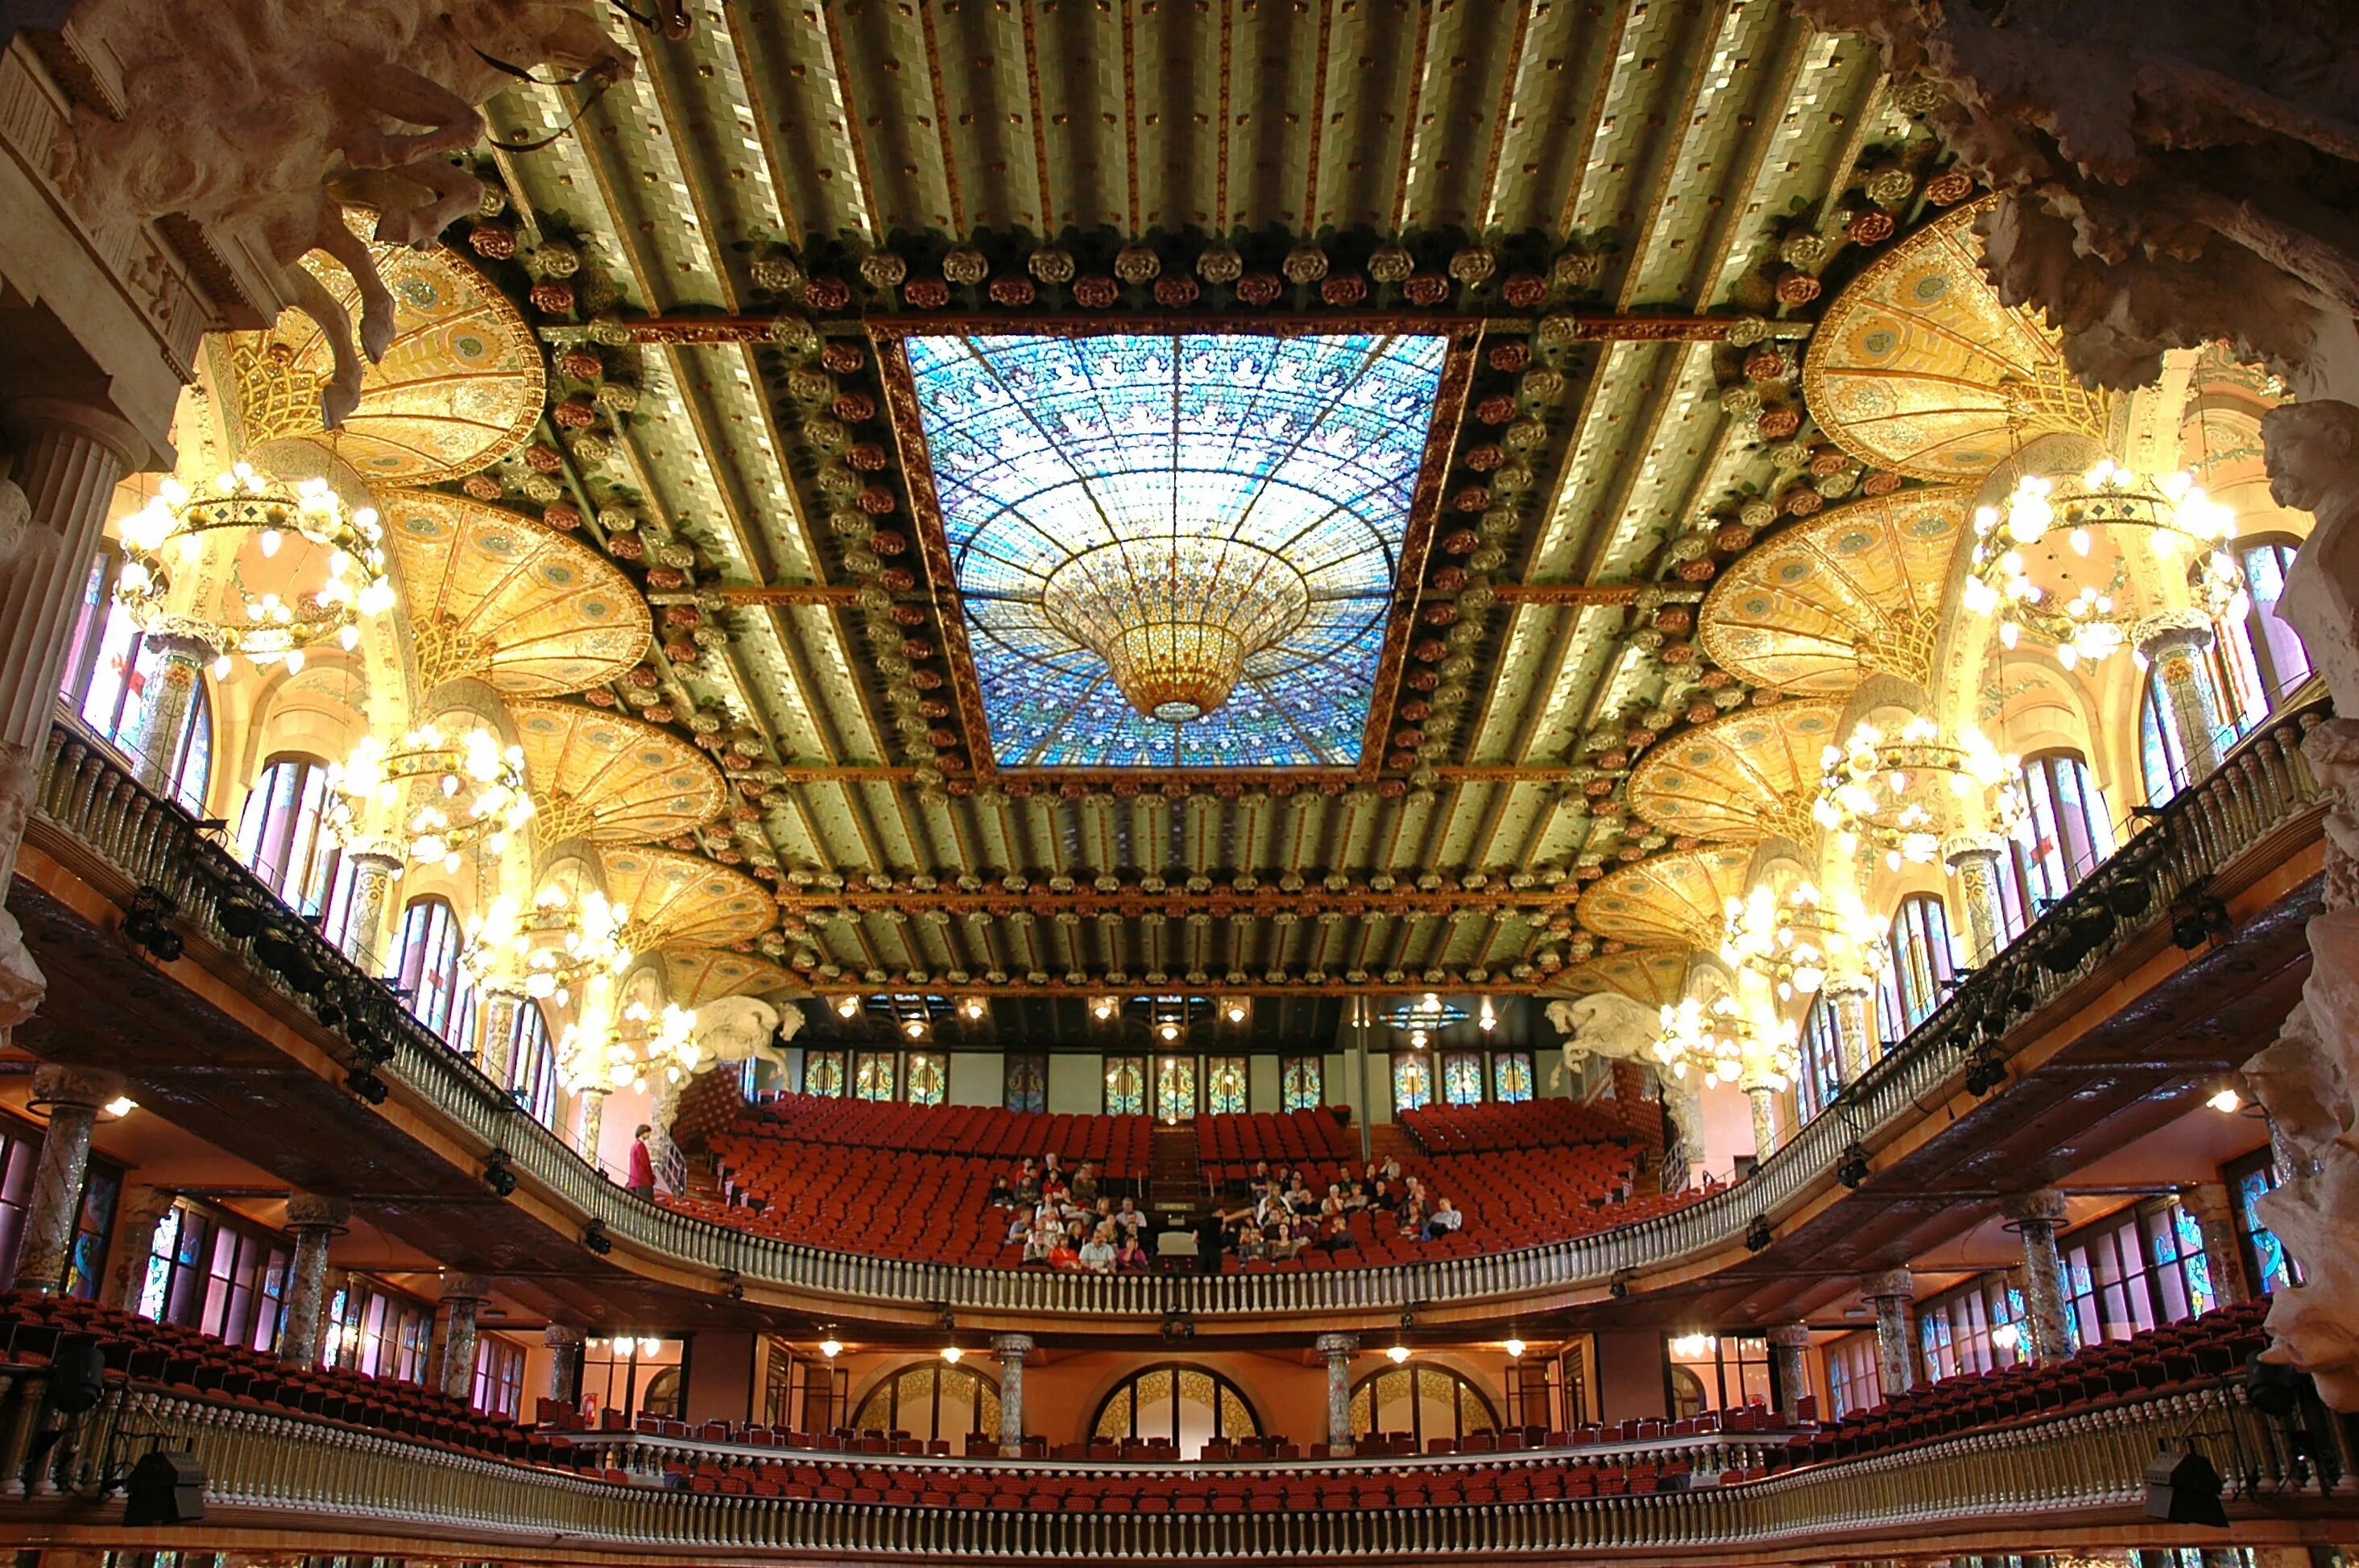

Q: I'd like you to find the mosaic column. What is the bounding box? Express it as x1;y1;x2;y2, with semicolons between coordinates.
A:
2179;1182;2251;1307
1317;1332;1359;1454
277;1194;351;1368
434;1272;492;1404
1943;834;2009;966
992;1332;1033;1450
1742;1076;1779;1159
1860;1268;1918;1397
577;1086;610;1168
2137;611;2225;784
123;633;213;797
480;988;525;1088
102;1183;176;1310
545;1323;586;1407
342;848;404;974
11;1065;122;1293
1823;977;1877;1084
2005;1189;2074;1363
1767;1323;1813;1421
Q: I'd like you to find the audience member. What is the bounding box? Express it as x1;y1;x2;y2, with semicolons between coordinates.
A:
1078;1223;1117;1272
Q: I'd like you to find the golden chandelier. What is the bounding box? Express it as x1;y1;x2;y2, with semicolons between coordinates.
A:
1041;536;1310;722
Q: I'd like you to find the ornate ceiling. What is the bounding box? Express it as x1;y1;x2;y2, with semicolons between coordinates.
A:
314;5;1989;1006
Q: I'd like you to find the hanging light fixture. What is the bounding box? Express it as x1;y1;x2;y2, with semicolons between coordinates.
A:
1380;992;1467;1050
834;995;863;1020
1813;716;2026;872
1652;994;1797;1089
1041;536;1312;722
1963;458;2241;670
1720;881;1887;1003
461;879;633;1002
114;463;393;668
326;723;533;873
557;983;701;1095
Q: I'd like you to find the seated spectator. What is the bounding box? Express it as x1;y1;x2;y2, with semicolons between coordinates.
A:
1078;1222;1117;1273
1023;1218;1057;1265
1369;1177;1395;1211
1322;1209;1355;1252
987;1173;1015;1208
1344;1179;1369;1211
1247;1160;1274;1195
1114;1232;1151;1272
1016;1159;1042;1203
1041;1167;1070;1205
1424;1196;1463;1242
1397;1188;1428;1239
1319;1184;1347;1223
1112;1197;1147;1237
1071;1161;1100;1203
1378;1153;1402;1185
1236;1222;1267;1263
1004;1209;1033;1246
1047;1227;1081;1272
1043;1151;1063;1182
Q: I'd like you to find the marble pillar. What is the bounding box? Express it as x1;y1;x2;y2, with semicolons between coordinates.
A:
342;850;404;973
2005;1190;2074;1363
2138;613;2225;785
577;1086;610;1167
1767;1323;1813;1421
101;1183;176;1311
0;403;144;1032
1944;834;2009;966
545;1323;585;1407
11;1065;123;1293
992;1332;1033;1450
1823;978;1877;1084
277;1194;351;1368
1317;1332;1358;1454
1743;1079;1778;1159
434;1272;491;1405
2179;1182;2252;1308
1860;1268;1918;1398
481;989;525;1087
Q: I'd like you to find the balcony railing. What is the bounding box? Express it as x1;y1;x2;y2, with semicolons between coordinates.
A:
0;1368;2336;1559
20;700;2328;1319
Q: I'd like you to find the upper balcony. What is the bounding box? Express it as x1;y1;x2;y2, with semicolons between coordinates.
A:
3;693;2328;1334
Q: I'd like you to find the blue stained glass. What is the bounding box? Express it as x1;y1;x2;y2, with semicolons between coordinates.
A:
1442;1053;1484;1106
1393;1054;1432;1113
1281;1056;1322;1111
905;333;1450;767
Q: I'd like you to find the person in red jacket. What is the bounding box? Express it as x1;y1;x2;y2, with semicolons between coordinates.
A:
627;1123;656;1199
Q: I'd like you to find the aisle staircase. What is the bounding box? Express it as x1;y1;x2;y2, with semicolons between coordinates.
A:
1149;1124;1202;1221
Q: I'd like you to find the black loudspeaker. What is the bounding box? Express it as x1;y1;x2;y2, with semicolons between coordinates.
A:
45;1334;106;1415
2142;1446;2229;1528
122;1449;205;1525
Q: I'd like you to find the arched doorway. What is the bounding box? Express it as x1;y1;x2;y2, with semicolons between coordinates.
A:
1089;1363;1263;1458
1348;1362;1500;1449
849;1360;1001;1446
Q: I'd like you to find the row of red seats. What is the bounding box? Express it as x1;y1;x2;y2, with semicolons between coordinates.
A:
1793;1297;2269;1463
745;1097;1150;1178
1195;1110;1356;1189
1397;1097;1635;1156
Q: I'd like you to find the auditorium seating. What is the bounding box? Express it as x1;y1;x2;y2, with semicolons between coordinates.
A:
731;1096;1152;1177
1396;1097;1647;1156
1195;1110;1358;1189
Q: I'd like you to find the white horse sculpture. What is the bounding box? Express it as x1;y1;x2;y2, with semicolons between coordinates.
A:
1544;993;1703;1163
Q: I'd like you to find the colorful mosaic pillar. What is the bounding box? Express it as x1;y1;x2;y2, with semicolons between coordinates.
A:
1742;1077;1779;1159
1318;1332;1359;1454
992;1332;1033;1449
1823;977;1877;1083
1943;833;2009;965
1767;1324;1813;1421
103;1184;176;1310
1860;1268;1918;1396
343;848;404;973
11;1065;122;1293
2179;1181;2250;1306
278;1194;352;1367
2005;1189;2073;1363
545;1323;585;1406
480;988;525;1088
577;1085;610;1167
123;633;211;796
435;1272;492;1402
2137;611;2224;784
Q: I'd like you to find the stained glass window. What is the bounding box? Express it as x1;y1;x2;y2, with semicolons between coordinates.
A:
1156;1057;1198;1121
1393;1053;1431;1113
1104;1056;1146;1115
905;333;1450;767
1492;1052;1534;1104
805;1049;847;1098
906;1054;946;1106
1281;1056;1322;1111
1206;1057;1248;1115
1005;1053;1047;1114
1442;1053;1484;1106
2233;1154;2303;1294
854;1052;896;1102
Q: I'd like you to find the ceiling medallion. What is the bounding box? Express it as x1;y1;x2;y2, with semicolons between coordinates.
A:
1041;536;1310;722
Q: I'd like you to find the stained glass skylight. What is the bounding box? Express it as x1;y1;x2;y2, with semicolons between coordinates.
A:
905;332;1450;767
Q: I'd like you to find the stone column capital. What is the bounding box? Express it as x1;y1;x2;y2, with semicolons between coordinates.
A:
1819;973;1876;1001
2134;608;2216;660
1766;1322;1815;1349
346;848;407;875
2001;1188;2069;1227
1315;1331;1360;1359
990;1332;1035;1362
29;1064;123;1111
0;397;153;473
544;1323;586;1351
1942;832;2008;867
285;1193;353;1233
438;1271;493;1303
1860;1267;1915;1301
141;631;218;666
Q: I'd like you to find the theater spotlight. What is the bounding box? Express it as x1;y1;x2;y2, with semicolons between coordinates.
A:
215;891;263;940
1744;1214;1773;1252
582;1219;613;1256
2142;1444;2229;1528
1964;1053;2007;1097
2171;894;2232;952
123;887;184;962
122;1450;207;1525
483;1148;518;1197
1836;1143;1871;1189
345;1066;389;1105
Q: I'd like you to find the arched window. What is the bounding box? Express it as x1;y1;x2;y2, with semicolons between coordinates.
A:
1492;1052;1534;1104
1795;995;1844;1118
1281;1056;1322;1111
1348;1363;1500;1449
2229;539;2312;709
62;553;212;813
507;1001;558;1127
391;896;474;1051
1442;1053;1484;1106
906;1053;946;1106
1091;1363;1261;1459
850;1360;1000;1446
234;755;362;947
1103;1056;1144;1115
1206;1057;1247;1115
2014;750;2116;906
1392;1053;1432;1113
1878;894;1955;1041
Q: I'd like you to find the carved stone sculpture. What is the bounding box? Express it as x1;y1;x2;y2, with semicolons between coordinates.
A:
689;995;796;1071
50;0;640;425
1544;993;1702;1160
